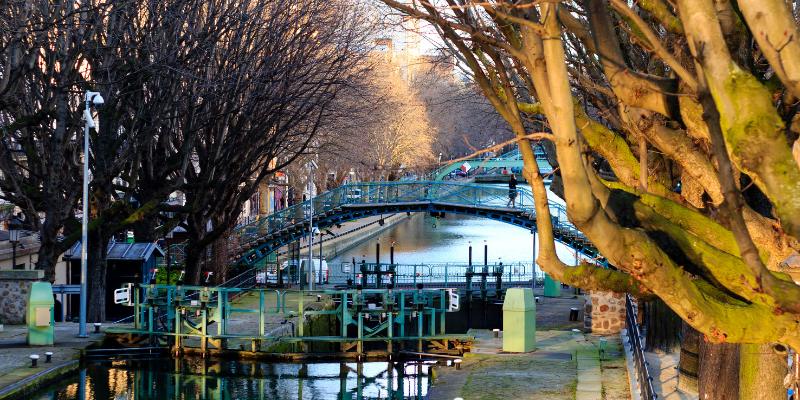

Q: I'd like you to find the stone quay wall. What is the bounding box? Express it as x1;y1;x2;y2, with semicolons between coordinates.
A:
583;290;626;334
0;270;43;324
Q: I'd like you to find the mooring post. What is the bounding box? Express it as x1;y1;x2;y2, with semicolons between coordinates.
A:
390;241;395;265
484;240;488;267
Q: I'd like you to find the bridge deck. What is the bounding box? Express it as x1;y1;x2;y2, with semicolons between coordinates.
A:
232;181;605;267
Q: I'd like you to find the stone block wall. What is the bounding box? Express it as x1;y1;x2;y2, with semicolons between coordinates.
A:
583;290;626;334
0;270;43;324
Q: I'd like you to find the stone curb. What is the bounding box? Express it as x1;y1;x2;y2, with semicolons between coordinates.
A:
0;359;79;400
620;329;642;400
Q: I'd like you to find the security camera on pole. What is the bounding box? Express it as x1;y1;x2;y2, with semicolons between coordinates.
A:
79;91;104;338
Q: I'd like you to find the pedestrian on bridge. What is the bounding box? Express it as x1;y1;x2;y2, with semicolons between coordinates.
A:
507;174;518;207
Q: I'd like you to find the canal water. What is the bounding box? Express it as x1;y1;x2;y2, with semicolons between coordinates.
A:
327;198;582;277
32;184;578;400
33;359;433;400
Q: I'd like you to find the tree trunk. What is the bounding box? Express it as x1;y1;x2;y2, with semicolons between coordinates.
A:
699;339;740;400
678;322;700;394
87;228;109;322
184;242;204;285
738;343;788;400
36;216;63;283
643;298;682;352
211;232;231;284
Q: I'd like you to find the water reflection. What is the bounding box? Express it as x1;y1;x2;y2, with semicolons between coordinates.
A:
34;358;432;400
329;213;536;267
328;213;581;276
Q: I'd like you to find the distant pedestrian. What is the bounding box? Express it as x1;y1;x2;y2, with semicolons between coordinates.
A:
507;174;518;207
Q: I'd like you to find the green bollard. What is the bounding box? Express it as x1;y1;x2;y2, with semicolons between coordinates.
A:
502;288;536;352
543;274;561;297
27;282;55;345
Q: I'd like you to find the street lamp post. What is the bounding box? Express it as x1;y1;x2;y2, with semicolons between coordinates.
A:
306;160;317;290
79;91;104;338
8;216;21;270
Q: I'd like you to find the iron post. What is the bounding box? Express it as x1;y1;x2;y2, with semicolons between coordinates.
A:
318;232;323;284
483;240;488;267
390;241;395;265
79;96;91;338
307;160;316;291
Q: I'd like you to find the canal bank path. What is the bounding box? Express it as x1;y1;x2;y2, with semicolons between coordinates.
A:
0;322;110;399
427;291;630;400
428;329;630;400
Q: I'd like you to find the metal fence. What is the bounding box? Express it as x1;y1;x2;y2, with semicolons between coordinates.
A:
625;294;658;400
232;181;606;267
333;262;544;288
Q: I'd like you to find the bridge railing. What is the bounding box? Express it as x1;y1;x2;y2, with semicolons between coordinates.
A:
333;262;544;289
236;181;540;248
233;181;604;267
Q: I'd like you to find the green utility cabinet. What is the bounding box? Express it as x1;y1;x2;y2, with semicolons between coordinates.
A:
502;288;536;352
27;281;55;345
543;274;561;297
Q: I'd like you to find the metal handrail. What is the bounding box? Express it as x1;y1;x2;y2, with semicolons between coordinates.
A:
112;266;260;324
625;294;658;400
232;181;603;267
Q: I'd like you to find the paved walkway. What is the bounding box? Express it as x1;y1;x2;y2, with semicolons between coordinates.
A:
0;323;105;399
576;336;603;400
645;349;696;400
429;329;628;400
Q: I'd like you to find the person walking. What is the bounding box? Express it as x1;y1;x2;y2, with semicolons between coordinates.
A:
507;174;518;207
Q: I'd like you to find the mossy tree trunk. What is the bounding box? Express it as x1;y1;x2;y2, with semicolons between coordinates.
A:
678;323;700;394
698;339;739;399
738;343;788;400
695;338;788;399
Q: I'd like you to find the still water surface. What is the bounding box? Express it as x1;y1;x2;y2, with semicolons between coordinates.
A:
35;185;577;400
328;207;581;273
34;359;432;400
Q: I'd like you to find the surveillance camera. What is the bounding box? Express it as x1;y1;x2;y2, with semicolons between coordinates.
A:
85;91;104;106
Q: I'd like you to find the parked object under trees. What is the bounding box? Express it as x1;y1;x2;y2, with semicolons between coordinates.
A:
379;0;800;398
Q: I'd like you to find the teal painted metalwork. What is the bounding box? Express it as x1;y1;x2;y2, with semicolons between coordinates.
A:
106;285;470;357
427;146;549;180
232;181;605;268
